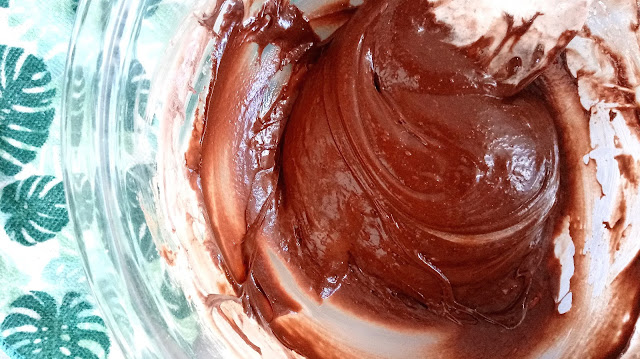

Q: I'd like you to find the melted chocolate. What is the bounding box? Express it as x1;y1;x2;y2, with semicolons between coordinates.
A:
278;0;560;329
191;0;640;357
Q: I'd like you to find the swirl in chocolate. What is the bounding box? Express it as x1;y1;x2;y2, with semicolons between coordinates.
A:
181;0;640;357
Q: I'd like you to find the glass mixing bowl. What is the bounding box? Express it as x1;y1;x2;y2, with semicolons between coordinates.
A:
61;0;232;357
61;0;640;358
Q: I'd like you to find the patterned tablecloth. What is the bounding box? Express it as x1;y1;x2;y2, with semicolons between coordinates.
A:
1;0;119;358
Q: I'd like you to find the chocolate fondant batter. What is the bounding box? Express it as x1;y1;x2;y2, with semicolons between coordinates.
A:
188;0;640;357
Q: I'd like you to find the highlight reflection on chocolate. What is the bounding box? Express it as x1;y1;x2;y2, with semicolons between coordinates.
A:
164;0;640;357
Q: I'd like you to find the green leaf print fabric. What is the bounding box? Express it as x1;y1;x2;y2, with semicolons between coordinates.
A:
1;0;190;356
2;291;110;358
0;0;120;358
0;45;55;176
1;176;69;246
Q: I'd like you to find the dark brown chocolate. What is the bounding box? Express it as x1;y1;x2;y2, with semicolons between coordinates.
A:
191;1;640;357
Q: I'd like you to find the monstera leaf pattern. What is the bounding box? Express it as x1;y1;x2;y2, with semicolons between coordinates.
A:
68;68;86;146
126;164;159;262
1;175;69;246
0;0;131;357
43;255;89;296
124;60;150;131
160;270;199;343
1;291;110;359
161;271;191;320
0;45;55;176
73;174;94;226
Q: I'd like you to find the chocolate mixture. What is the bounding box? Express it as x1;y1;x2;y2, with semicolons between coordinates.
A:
187;0;640;357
